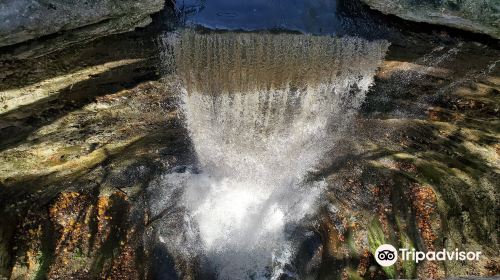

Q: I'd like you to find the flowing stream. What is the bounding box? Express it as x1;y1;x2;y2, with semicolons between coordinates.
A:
151;31;389;279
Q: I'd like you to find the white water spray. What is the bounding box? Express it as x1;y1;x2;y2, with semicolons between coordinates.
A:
154;31;388;279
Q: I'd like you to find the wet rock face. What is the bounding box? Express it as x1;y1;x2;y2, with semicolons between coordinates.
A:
0;29;190;278
361;0;499;39
0;0;165;58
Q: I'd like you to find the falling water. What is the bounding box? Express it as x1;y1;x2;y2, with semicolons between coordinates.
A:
152;31;389;279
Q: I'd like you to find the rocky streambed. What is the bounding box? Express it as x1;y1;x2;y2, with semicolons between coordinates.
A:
1;0;499;279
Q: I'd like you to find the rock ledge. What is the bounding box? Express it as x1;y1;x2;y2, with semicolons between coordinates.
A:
361;0;499;39
0;0;165;58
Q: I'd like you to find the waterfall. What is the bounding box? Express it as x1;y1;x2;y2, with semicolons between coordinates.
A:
153;31;389;279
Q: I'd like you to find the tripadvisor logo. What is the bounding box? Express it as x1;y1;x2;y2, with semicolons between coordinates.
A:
374;244;482;267
375;244;398;267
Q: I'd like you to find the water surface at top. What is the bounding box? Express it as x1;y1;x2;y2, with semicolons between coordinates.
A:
176;0;343;35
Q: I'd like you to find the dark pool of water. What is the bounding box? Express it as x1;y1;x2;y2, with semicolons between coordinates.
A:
177;0;342;34
169;0;493;49
174;0;404;39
